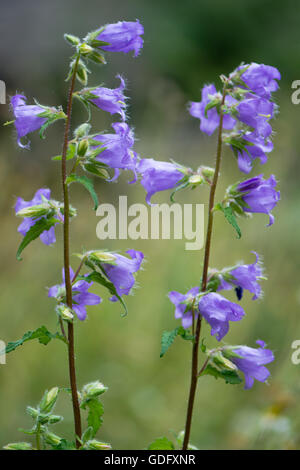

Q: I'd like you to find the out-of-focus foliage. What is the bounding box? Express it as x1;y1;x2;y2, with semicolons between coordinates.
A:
1;0;300;449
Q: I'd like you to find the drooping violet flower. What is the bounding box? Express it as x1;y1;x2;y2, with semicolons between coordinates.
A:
224;340;274;389
11;95;47;149
137;158;187;204
15;188;57;245
237;174;280;226
198;293;245;341
48;267;101;321
97;20;144;57
237;97;274;138
235;131;273;174
189;84;237;136
168;287;199;329
93;122;137;181
81;76;127;120
238;63;281;99
101;249;144;299
218;252;263;300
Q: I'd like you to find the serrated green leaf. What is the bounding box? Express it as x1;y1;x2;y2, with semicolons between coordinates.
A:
200;363;242;384
5;326;66;354
87;400;104;437
147;437;175;450
16;217;57;260
220;205;242;239
66;174;99;210
160;327;193;358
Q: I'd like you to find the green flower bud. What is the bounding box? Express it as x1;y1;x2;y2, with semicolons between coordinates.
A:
26;406;39;419
44;432;62;447
74;123;91;138
85;439;111;450
79;43;94;56
39;387;59;413
4;442;32;450
82;380;108;399
48;414;63;424
56;304;74;322
189;174;204;185
89;251;116;264
77;139;89;157
16;204;50;219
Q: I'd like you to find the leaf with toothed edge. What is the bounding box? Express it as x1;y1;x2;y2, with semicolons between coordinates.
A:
16;217;57;261
66;174;99;210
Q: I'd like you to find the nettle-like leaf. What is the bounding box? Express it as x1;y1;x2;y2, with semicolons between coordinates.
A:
215;203;242;239
16;217;57;261
147;437;175;450
200;363;242;385
66;174;99;210
87;400;104;437
160;326;194;358
52;142;77;161
5;326;66;354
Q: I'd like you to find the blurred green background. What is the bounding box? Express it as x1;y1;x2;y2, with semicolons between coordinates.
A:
1;0;300;450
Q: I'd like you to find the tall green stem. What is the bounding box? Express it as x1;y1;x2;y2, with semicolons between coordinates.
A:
182;86;227;450
61;54;82;448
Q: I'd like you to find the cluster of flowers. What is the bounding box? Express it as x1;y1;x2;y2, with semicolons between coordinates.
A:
167;63;281;389
12;21;146;321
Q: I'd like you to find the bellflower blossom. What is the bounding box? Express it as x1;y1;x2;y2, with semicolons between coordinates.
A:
15;188;57;246
168;290;245;340
11;95;47;149
97;20;144;57
238;63;281;99
234;131;273;174
48;267;101;321
93;122;137;181
237;97;274;139
137;158;187;204
101;249;144;299
217;252;263;300
82;76;126;120
198;293;245;341
237;175;280;225
224;340;274;389
189;84;237;136
168;287;199;329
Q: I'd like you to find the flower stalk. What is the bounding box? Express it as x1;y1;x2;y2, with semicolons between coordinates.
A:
61;52;82;448
182;86;227;450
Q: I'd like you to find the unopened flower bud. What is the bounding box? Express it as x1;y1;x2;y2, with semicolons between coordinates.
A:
83;380;108;398
189;174;203;185
26;406;39;419
57;304;74;322
74;123;91;138
48;414;63;424
79;43;94;56
44;432;62;447
77;139;89;157
4;442;32;450
89;251;116;263
39;387;59;413
16;204;50;219
85;439;111;450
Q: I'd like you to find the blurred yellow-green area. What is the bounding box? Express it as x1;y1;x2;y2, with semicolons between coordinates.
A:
1;0;300;450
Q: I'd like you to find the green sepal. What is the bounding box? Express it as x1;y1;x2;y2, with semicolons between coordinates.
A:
200;363;242;384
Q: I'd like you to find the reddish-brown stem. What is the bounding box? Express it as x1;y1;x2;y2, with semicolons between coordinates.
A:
182;86;227;450
61;54;82;448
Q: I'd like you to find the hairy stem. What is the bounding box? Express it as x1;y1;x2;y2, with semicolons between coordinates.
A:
61;54;82;448
182;86;227;450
